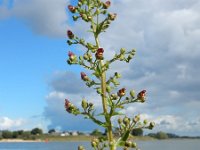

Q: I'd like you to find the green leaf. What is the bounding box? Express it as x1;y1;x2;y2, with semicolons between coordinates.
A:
116;141;125;147
112;112;124;116
116;130;130;147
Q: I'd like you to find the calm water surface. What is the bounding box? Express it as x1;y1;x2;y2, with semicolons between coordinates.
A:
0;139;199;150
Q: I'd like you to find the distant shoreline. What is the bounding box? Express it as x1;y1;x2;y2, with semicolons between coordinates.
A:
0;139;43;143
0;135;199;143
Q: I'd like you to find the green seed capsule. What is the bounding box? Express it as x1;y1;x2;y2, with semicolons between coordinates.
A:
111;94;118;100
115;72;121;78
120;48;126;54
83;53;89;60
119;54;125;61
106;86;111;93
91;141;97;147
143;119;148;125
149;122;155;130
125;141;132;147
81;99;88;110
78;145;85;150
123;117;130;125
123;147;128;150
118;118;123;124
130;90;135;98
131;142;137;148
133;115;140;123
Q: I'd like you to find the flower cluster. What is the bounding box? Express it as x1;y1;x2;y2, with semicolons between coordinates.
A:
91;137;108;149
117;115;155;149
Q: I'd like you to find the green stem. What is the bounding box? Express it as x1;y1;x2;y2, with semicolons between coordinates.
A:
94;36;115;150
89;9;115;149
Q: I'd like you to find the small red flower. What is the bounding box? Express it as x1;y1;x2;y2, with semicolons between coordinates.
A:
103;1;111;9
67;30;74;39
118;88;126;97
68;5;76;13
95;48;104;60
137;90;146;101
68;51;75;61
65;99;72;113
81;72;89;81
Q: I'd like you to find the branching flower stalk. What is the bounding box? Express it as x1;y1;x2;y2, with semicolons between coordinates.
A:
65;0;155;150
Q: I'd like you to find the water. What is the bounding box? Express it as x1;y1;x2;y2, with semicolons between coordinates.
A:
0;139;199;150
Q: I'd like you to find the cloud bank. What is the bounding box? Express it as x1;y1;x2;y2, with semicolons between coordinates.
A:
1;0;200;135
0;117;25;130
0;0;70;37
43;0;200;135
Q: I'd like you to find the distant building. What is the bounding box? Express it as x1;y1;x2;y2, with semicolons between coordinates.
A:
71;131;78;136
60;132;70;136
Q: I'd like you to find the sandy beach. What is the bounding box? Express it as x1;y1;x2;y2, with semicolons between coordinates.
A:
0;139;43;143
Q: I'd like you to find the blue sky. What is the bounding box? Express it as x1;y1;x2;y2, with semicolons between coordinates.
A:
0;18;66;118
1;0;200;136
0;0;71;129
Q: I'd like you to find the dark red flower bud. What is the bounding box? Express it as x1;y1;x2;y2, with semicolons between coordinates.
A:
81;72;89;81
68;5;76;13
95;48;104;60
65;99;72;113
68;51;75;61
103;1;111;9
118;88;126;97
67;30;74;39
137;90;146;101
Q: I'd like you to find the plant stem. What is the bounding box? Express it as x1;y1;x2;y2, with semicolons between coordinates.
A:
94;36;115;150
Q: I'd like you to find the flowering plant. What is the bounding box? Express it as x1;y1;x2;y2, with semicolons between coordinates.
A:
65;0;155;150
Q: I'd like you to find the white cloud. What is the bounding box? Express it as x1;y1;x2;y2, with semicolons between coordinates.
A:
118;109;200;136
0;117;25;130
13;0;69;37
0;0;70;37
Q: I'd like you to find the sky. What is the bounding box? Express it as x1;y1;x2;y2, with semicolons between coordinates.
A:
0;0;200;136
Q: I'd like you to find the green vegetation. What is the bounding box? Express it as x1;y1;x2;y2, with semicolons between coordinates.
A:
0;130;36;140
0;128;199;141
31;128;43;135
90;129;103;136
48;129;56;134
131;128;144;136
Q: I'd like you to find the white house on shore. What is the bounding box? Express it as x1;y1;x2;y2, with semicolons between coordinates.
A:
60;132;70;136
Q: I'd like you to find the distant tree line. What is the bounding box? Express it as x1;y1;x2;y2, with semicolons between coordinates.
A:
0;128;43;140
148;132;200;139
1;128;199;140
